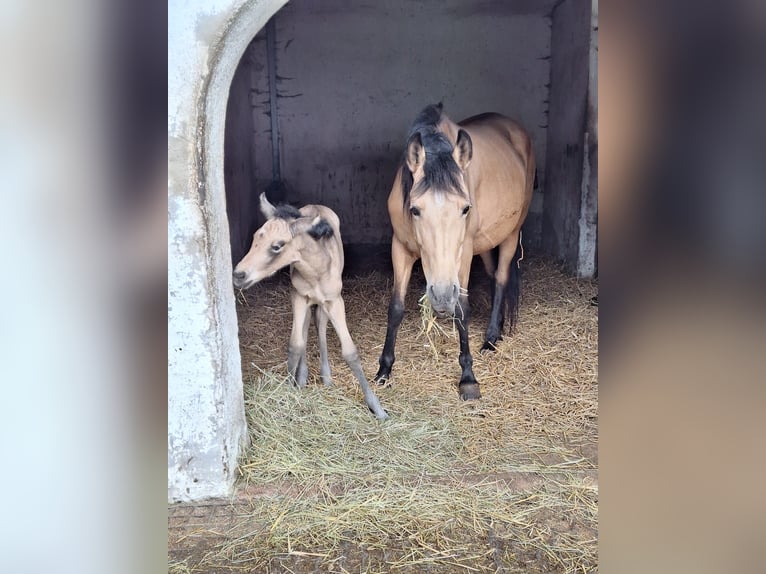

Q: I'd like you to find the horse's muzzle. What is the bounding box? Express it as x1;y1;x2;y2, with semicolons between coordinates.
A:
428;283;459;317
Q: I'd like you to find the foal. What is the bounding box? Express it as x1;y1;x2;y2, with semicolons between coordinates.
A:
233;194;388;420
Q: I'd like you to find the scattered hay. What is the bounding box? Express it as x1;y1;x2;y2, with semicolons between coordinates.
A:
169;256;598;573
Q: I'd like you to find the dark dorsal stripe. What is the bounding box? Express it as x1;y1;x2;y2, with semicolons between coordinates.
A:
400;103;464;210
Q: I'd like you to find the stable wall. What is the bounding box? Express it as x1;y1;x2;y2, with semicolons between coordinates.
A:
543;0;597;275
225;0;559;263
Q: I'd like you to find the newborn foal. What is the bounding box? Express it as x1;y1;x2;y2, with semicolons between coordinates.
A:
233;194;388;420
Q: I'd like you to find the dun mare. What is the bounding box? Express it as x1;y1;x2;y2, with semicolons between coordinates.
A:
233;194;388;420
375;103;535;400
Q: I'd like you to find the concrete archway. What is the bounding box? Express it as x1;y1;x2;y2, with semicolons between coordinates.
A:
169;0;288;502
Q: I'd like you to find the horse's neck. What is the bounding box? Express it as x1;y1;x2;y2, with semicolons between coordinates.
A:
290;241;330;283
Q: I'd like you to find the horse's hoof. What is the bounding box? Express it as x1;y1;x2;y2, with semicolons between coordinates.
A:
480;335;503;354
373;372;391;386
480;341;498;353
459;382;481;400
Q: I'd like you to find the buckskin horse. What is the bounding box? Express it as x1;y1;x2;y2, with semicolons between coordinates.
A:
233;194;389;420
374;103;535;400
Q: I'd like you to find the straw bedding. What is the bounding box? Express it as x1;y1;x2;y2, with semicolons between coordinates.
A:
168;256;597;573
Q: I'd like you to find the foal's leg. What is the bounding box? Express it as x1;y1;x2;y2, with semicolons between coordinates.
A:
324;297;389;420
287;291;311;388
481;233;520;353
316;306;332;386
374;237;416;385
457;249;480;400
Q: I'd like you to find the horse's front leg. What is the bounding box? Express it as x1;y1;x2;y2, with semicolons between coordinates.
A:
457;251;480;400
287;291;311;388
374;237;416;385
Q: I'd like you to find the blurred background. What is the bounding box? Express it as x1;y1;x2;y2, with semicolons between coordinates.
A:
600;0;765;572
0;0;763;572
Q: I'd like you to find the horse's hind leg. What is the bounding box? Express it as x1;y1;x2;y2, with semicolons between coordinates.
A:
480;234;520;353
316;306;332;386
324;297;389;420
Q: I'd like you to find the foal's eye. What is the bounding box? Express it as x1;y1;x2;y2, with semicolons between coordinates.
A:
462;205;471;216
409;206;421;217
270;242;284;253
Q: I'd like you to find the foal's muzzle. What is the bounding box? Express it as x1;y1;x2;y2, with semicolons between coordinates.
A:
233;270;250;289
428;283;459;317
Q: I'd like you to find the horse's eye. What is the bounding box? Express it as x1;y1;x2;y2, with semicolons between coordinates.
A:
409;206;421;217
270;242;284;253
462;205;471;216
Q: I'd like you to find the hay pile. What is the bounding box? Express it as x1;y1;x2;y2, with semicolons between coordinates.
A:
169;257;597;573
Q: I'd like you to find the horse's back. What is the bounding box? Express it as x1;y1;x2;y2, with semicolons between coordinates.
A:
459;113;533;170
458;113;535;251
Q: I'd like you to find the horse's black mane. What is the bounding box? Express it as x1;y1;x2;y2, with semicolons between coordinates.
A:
401;103;465;210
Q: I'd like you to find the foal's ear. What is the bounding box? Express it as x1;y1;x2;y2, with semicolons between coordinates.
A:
289;216;334;240
307;217;334;240
453;129;473;170
405;132;426;173
259;193;277;219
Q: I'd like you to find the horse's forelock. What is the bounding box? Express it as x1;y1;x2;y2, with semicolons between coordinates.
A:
401;104;465;212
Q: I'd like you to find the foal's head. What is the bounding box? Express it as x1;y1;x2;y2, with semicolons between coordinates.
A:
232;194;332;290
403;121;473;317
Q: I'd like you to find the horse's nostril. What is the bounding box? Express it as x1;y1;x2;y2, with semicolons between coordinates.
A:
428;284;436;298
233;270;246;282
452;284;459;297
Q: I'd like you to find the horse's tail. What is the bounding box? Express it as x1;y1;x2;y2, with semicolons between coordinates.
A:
505;236;523;331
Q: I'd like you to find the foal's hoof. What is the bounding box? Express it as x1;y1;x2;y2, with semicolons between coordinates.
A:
369;406;390;420
459;382;482;401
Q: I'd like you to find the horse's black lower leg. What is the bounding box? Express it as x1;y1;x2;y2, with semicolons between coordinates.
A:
481;279;507;353
456;294;480;400
374;295;405;385
481;241;522;352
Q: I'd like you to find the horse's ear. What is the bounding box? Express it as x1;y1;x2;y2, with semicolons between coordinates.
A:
405;132;426;173
453;129;473;170
259;193;276;219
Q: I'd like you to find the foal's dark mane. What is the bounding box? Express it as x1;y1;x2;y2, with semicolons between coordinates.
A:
400;103;465;211
272;203;302;219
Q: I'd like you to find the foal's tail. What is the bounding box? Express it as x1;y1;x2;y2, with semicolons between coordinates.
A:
505;236;524;331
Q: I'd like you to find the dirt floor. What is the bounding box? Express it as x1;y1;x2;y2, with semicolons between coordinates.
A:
169;255;598;573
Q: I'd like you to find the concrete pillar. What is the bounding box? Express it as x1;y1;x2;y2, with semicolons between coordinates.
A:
168;0;287;502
